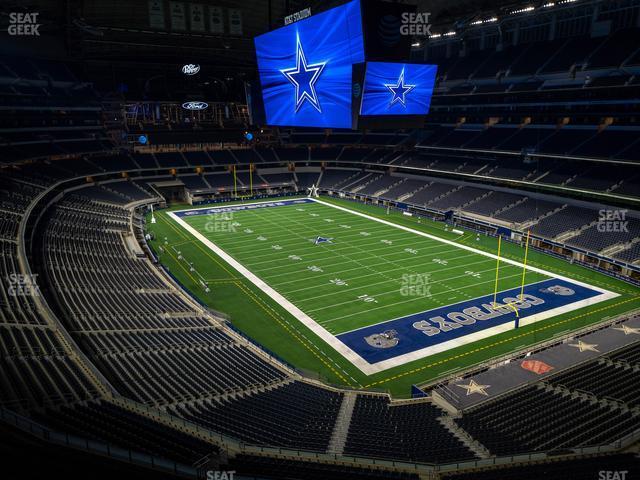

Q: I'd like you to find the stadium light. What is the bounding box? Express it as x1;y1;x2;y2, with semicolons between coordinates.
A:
470;17;498;25
510;6;534;14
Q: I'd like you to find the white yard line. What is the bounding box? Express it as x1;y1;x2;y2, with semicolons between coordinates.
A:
309;198;613;294
169;208;375;373
196;218;397;249
228;230;432;266
305;265;524;315
169;198;620;375
249;240;459;273
316;271;526;322
266;249;478;284
336;277;553;335
285;254;489;295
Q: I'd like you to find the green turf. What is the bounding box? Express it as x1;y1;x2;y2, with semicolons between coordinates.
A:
146;195;640;397
180;199;549;335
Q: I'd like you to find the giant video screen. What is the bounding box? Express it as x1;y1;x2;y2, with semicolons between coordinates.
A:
359;62;437;116
254;0;364;128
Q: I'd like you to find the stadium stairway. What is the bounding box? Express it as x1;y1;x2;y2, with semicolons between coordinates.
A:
437;414;491;459
326;391;357;455
492;195;529;217
425;185;463;208
349;173;381;193
519;203;567;231
555;219;599;243
161;377;295;410
397;181;433;203
602;238;640;258
374;177;406;198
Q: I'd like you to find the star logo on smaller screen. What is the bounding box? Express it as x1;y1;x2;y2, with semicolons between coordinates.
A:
384;67;415;108
281;34;326;113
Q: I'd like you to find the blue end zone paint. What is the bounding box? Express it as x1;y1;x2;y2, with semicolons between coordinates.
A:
336;278;603;364
411;385;428;398
175;198;314;218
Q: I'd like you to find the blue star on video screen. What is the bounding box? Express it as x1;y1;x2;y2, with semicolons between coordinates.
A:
254;0;364;128
360;62;437;116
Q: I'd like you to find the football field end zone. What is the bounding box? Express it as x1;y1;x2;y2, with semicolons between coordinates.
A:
335;277;611;370
168;197;619;376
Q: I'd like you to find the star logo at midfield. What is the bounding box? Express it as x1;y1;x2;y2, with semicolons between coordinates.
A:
456;379;491;396
281;35;326;113
384;67;415;108
568;340;599;353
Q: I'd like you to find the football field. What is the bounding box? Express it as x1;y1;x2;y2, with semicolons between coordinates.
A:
167;197;617;376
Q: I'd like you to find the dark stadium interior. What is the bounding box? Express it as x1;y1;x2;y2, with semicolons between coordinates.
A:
1;0;640;478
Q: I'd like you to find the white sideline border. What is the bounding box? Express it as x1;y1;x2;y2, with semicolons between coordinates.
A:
168;197;619;375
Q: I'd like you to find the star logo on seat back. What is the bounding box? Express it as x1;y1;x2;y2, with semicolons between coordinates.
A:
281;35;326;113
384;67;415;108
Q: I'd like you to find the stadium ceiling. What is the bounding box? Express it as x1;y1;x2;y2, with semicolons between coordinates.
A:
1;0;585;66
416;0;550;28
309;0;529;27
1;0;312;66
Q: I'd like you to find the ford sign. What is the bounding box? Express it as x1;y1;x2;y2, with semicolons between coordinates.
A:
182;101;208;110
181;64;200;75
